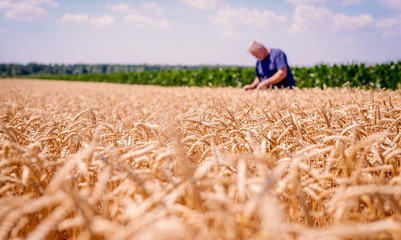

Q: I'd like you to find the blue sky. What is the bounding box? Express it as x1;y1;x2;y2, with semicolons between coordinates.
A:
0;0;400;66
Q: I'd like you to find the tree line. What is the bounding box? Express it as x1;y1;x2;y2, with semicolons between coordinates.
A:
0;63;221;77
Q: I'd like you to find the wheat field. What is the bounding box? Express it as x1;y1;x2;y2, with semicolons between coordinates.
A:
1;79;401;240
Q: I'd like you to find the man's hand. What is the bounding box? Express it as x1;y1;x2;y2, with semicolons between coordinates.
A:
256;82;268;90
243;84;255;91
254;67;287;90
243;77;261;91
256;85;265;90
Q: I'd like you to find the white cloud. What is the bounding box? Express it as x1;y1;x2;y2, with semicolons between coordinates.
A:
124;13;168;29
58;13;88;24
221;29;244;38
57;13;114;29
179;0;224;10
379;0;401;11
1;3;46;21
286;0;325;4
339;36;354;43
108;2;165;14
376;14;401;36
57;13;115;29
341;0;361;6
91;15;115;29
209;6;287;30
333;13;373;30
107;3;135;14
25;0;58;7
108;3;168;29
286;0;361;6
142;2;163;14
0;0;57;21
291;5;373;33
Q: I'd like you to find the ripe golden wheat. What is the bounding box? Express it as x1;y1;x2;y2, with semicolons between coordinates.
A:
1;79;401;240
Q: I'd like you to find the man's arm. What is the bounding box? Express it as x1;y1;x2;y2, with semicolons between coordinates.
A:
243;77;261;91
256;66;287;89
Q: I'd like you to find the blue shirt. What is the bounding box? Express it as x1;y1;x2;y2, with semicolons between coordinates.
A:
255;48;296;88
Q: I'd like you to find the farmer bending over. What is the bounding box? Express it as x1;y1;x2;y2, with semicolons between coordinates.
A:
244;41;296;90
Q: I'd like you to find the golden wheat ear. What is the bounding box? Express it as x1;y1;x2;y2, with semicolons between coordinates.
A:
1;80;401;240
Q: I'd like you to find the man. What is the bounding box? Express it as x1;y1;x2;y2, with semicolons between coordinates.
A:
244;41;296;90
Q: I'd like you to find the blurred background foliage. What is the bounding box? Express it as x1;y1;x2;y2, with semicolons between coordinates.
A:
1;61;400;89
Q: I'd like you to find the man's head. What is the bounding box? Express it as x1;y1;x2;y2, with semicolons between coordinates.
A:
248;41;269;61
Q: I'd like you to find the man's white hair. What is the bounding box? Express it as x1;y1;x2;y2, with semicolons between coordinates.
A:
248;41;264;53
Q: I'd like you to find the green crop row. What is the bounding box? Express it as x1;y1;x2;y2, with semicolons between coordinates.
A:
31;67;255;87
29;61;401;89
292;62;401;89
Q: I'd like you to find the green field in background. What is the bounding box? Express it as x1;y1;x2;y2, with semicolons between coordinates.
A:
2;61;400;89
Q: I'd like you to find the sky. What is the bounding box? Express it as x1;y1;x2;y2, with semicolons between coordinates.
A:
0;0;400;66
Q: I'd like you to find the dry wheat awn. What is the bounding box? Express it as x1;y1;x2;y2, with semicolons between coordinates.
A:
1;79;401;239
